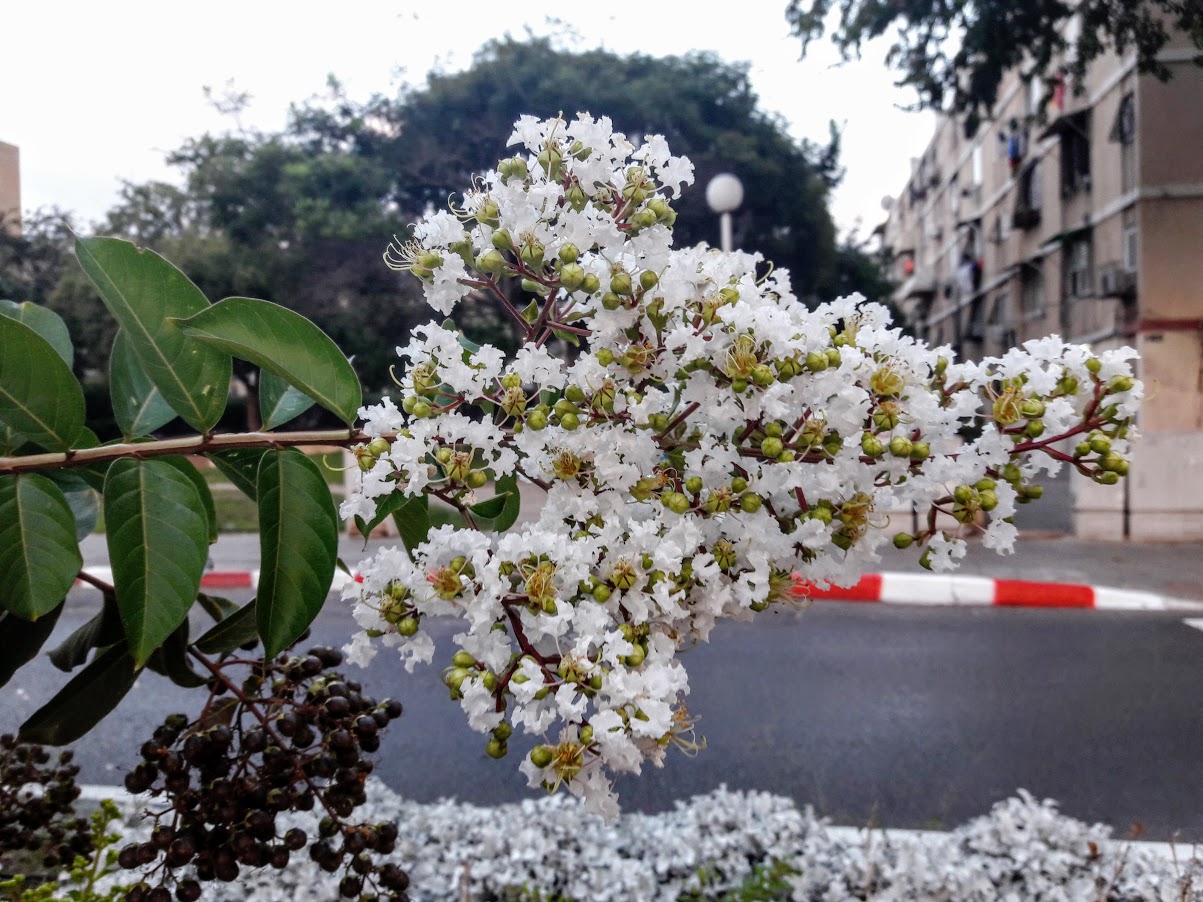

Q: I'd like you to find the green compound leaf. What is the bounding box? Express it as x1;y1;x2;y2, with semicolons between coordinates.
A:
0;315;85;451
176;297;361;425
75;236;230;432
0;603;64;689
109;330;177;438
0;474;83;620
104;458;209;667
259;367;316;430
256;449;339;658
0;300;73;367
20;641;141;746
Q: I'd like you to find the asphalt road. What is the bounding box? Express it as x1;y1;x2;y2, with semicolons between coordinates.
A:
5;590;1203;841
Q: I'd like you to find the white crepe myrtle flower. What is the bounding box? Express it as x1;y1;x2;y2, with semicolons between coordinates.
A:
338;114;1142;820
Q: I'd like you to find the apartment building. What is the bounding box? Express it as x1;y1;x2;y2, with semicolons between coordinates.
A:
881;28;1203;541
0;140;18;233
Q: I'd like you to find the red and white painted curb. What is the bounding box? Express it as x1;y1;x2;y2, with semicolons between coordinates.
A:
77;567;1200;612
795;573;1203;610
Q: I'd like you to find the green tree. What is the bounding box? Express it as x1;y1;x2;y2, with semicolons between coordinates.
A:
352;37;851;300
786;0;1203;134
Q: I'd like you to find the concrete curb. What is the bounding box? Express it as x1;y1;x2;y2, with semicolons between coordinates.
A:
76;567;1202;612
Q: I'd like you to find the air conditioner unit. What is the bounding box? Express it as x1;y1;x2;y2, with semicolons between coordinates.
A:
1097;263;1137;298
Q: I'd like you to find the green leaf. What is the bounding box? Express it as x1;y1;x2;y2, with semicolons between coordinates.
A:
20;642;141;746
145;620;208;688
109;330;177;438
256;449;339;658
469;491;512;521
195;600;259;655
354;489;411;541
175;297;361;425
481;474;522;532
0;474;83;620
391;494;432;558
104;458;209;666
259;367;316;430
74;236;231;432
443;318;482;352
63;485;101;541
0;315;85;451
518;301;540;325
196;592;240;622
0;603;64;688
0;300;73;367
159;456;218;544
209;448;265;500
551;327;581;347
49;592;124;672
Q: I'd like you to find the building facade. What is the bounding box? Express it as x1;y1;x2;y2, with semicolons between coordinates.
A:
0;140;18;233
881;29;1203;541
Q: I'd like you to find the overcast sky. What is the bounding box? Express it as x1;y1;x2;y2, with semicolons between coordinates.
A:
4;2;934;236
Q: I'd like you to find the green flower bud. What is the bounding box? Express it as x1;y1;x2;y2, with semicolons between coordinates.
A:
476;249;506;274
1109;375;1135;393
559;262;586;292
560;412;580;431
491;228;513;250
1020;399;1046;419
825;347;842;368
805;350;829;372
910;441;930;460
530;745;554;768
889;436;913;458
596;348;615;366
1085;357;1102;374
466;470;488;489
592;584;612;602
610;271;633;296
731;477;748;493
1096;470;1120;485
739;493;763;513
625;646;646;667
527;409;548;430
411;400;432;419
1074;442;1092;457
602;292;623;311
581;273;601;294
893;533;914;549
760;436;784;460
1024;420;1045;438
685;476;704;495
639;270;659;291
731;378;748;393
751;364;775;386
559;243;580;264
452;650;477;668
861;434;885;457
397;616;420;637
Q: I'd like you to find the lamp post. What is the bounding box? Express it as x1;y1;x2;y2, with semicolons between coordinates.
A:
705;172;744;252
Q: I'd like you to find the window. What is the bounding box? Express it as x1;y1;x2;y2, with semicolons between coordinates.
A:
1060;111;1092;197
1013;160;1043;230
972;145;983;186
1123;209;1138;272
1021;264;1046;320
1110;93;1136;193
1065;236;1093;298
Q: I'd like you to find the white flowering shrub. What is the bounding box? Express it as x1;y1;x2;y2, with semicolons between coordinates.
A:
340;113;1142;819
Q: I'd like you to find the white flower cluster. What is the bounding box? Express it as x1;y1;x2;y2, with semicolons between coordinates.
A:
100;783;1201;901
344;114;1142;818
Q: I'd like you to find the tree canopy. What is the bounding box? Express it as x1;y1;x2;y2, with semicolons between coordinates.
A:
323;37;849;300
786;0;1203;134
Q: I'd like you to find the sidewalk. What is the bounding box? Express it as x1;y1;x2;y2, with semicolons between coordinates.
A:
79;532;1203;606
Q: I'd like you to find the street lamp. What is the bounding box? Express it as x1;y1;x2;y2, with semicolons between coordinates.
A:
705;172;744;252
